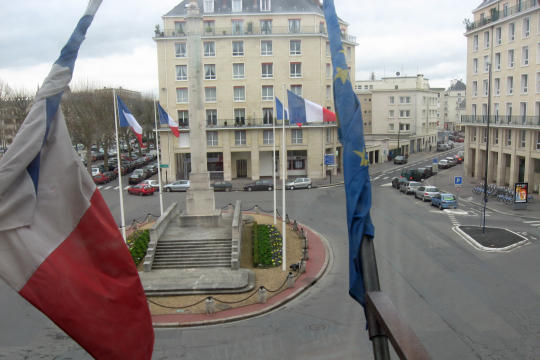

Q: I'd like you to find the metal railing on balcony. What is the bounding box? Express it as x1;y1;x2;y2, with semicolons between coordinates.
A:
154;25;356;43
464;0;537;31
461;115;540;127
203;117;338;128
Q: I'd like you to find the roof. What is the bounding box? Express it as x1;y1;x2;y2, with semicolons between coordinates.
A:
474;0;498;11
165;0;324;17
448;80;466;91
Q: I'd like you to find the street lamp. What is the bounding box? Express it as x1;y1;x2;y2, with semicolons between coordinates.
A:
482;60;492;233
397;122;401;155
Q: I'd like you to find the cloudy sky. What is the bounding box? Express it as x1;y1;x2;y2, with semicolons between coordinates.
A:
0;0;473;95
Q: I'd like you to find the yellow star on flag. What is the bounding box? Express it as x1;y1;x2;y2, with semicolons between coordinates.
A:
353;150;370;167
334;67;349;85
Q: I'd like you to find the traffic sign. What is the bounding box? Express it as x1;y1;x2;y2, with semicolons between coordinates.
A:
324;154;335;166
160;164;169;168
432;158;438;163
454;176;463;186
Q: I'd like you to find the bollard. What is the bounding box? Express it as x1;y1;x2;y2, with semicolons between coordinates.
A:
299;260;306;274
205;297;215;315
254;205;260;214
286;214;290;224
258;287;267;304
302;247;309;261
300;228;305;239
303;234;308;249
286;272;296;288
292;220;298;232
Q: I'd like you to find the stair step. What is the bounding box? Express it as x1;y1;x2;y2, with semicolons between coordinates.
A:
151;263;230;269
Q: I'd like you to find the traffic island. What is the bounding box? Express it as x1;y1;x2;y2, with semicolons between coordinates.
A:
455;226;529;252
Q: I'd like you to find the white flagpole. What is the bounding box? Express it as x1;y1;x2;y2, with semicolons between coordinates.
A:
281;85;287;271
153;100;164;216
273;102;277;225
113;89;127;241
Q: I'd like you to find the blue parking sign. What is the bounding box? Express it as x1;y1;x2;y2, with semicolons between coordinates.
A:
454;176;463;186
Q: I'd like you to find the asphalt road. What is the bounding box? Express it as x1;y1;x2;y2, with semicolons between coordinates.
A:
1;156;540;359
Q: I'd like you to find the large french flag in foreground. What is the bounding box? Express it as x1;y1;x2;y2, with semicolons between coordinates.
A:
157;102;180;137
0;1;154;359
287;90;336;125
117;95;146;148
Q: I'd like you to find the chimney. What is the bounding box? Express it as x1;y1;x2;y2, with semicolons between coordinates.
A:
416;74;424;89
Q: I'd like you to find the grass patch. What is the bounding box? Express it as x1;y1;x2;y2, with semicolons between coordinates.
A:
252;222;282;267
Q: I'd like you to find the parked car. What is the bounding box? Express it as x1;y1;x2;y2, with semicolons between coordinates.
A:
128;183;155;196
415;186;440;201
211;181;233;192
91;167;101;176
401;181;422;195
431;193;458;209
397;177;409;190
144;163;158;176
139;179;160;191
438;159;450;169
445;157;457;167
129;168;147;184
391;177;400;189
286;177;312;190
103;170;117;181
244;179;273;191
401;168;423;181
453;154;463;164
92;173;109;185
437;143;450;151
417;167;432;180
393;155;408;165
163;180;190;192
455;137;464;143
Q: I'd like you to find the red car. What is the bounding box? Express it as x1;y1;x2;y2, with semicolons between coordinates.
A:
92;173;110;184
128;184;155;196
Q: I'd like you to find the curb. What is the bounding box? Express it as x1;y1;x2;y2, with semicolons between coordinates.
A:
151;215;330;327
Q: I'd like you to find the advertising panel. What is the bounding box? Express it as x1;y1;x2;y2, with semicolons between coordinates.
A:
514;182;528;204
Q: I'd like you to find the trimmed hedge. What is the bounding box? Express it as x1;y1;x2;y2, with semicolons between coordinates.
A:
127;230;150;265
252;222;282;267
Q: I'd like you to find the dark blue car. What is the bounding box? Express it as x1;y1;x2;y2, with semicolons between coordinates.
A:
431;193;457;210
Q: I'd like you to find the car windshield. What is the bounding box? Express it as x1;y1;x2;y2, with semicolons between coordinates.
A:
442;194;455;201
426;187;439;192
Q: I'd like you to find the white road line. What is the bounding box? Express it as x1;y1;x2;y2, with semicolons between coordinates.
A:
380;183;392;187
104;186;112;190
522;220;540;224
97;186;103;189
529;223;540;227
124;186;130;190
383;176;390;180
114;186;120;190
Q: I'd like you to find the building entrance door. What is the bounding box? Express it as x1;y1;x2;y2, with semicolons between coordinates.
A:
236;159;247;178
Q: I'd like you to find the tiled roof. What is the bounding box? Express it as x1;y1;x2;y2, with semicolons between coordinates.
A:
474;0;498;11
448;80;466;91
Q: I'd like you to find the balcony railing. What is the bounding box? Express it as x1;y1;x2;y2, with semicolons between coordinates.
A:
461;115;540;127
154;25;357;43
464;0;537;31
176;118;338;129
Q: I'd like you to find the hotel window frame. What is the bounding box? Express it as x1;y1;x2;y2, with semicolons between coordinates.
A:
204;64;216;80
507;76;514;95
495;26;502;45
176;65;187;81
288;19;300;33
290;85;302;96
178;110;189;127
509;22;515;41
290;62;302;78
204;41;215;57
206;109;217;126
261;63;273;78
207;131;218;146
260;0;271;12
262;85;273;101
521;74;528;93
522;46;529;66
176;88;188;103
233;86;246;102
203;0;214;13
232;40;244;56
523;17;530;38
261;40;272;56
263;108;273;125
260;19;272;34
232;63;244;79
232;19;243;35
232;0;242;13
290;40;301;55
291;128;303;144
205;87;217;102
495;77;500;96
235;130;247;145
175;42;187;57
495;52;501;70
234;109;245;126
263;130;274;145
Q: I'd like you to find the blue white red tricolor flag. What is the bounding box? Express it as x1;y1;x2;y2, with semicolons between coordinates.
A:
275;96;289;121
157;102;180;137
117;95;146;148
287;90;336;126
0;1;154;358
323;0;375;309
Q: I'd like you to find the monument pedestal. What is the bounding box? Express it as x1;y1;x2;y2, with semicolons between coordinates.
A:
181;172;220;226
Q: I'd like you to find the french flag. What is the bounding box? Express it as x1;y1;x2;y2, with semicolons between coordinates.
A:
287;90;336;126
0;1;154;359
157;102;180;137
117;95;146;148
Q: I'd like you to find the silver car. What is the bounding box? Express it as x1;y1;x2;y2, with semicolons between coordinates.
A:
401;181;422;194
163;180;190;192
414;186;440;201
285;177;312;190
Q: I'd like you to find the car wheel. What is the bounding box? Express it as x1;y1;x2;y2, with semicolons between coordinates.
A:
422;195;426;201
226;187;231;192
268;187;272;191
166;188;171;192
439;204;443;210
307;184;312;189
291;186;295;190
248;187;252;192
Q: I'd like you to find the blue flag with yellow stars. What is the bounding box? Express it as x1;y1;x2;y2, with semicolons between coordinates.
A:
323;0;375;308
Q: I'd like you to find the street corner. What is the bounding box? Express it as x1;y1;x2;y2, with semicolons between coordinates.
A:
453;225;530;252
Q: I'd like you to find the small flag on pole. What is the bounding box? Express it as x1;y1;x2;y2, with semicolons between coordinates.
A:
157;102;180;137
275;96;289;121
287;90;336;126
117;96;146;148
0;1;154;358
324;0;375;309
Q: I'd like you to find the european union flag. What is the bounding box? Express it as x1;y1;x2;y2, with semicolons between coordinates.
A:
323;0;375;308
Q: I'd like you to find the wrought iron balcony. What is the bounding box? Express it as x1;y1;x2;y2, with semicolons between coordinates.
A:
461;115;540;127
464;0;537;31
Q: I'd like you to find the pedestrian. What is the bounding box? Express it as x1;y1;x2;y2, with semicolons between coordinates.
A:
429;144;432;152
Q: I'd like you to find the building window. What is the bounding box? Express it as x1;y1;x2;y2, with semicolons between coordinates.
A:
260;0;271;11
399;110;410;117
289;19;300;33
290;40;301;55
484;31;490;48
291;129;303;144
232;0;242;12
325;63;332;79
235;130;246;145
262;85;273;101
260;19;272;34
232;20;243;34
537;131;540;150
495;52;501;70
473;58;478;74
399;96;410;104
389;96;394;104
483;79;489;96
347;47;352;61
509;22;515;41
204;20;215;34
389;123;395;131
207;131;218;146
326;128;332;142
206;109;217;126
494;128;499;144
507;76;514;95
508;49;515;68
174;22;185;36
204;41;215;57
506;129;512;146
205;87;217;102
290;85;302;96
234;109;245;126
290;62;302;78
233;86;245;102
263;108;273;125
261;40;272;55
471;127;476;142
176;88;188;103
506;102;513;120
326;42;330;57
495;27;502;45
326;85;331;100
175;42;187;57
389;110;394;118
203;0;214;13
520;102;527;123
204;64;216;80
484;55;489;72
495;78;500;95
482;128;488;143
520;130;526;147
232;63;244;79
523;17;530;38
263;130;274;144
536;72;540;93
232;40;244;56
178;110;189;127
521;74;528;93
176;65;187;81
522;46;529;65
261;63;273;78
473;34;478;51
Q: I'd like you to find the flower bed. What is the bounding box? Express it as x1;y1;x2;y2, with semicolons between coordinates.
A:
127;229;150;265
252;222;283;267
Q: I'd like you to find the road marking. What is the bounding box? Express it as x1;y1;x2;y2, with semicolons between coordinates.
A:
97;186;103;189
528;223;540;227
104;186;112;190
383;176;389;180
373;176;381;181
444;209;469;216
380;183;392;187
522;220;540;224
124;186;130;190
114;186;120;190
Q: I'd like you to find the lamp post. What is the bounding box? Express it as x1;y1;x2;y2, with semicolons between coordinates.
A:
397;122;401;155
482;60;492;233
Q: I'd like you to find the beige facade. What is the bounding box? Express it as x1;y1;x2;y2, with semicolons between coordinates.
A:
154;0;358;181
442;79;466;132
355;75;439;157
463;0;540;192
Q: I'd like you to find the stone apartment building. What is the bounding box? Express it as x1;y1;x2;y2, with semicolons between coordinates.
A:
462;0;540;192
154;0;358;181
442;79;467;132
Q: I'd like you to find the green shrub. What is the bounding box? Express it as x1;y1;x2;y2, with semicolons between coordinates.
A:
252;223;282;267
127;230;150;265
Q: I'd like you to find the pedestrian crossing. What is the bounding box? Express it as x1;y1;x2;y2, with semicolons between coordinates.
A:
522;220;540;227
96;185;130;191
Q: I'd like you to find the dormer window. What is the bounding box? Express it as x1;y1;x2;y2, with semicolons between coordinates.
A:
232;0;242;12
260;0;270;11
203;0;214;13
